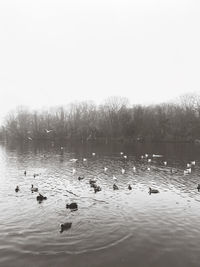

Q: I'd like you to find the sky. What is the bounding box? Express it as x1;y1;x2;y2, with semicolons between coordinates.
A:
0;0;200;122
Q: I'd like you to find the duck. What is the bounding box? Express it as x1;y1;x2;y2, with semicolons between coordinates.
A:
197;184;200;192
60;222;72;233
24;170;26;176
113;184;119;190
36;193;47;201
31;184;38;192
66;202;78;210
128;184;132;190
15;186;19;192
149;187;159;194
94;185;101;193
78;176;84;181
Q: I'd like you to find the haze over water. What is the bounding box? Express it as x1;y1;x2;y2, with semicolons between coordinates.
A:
0;141;200;267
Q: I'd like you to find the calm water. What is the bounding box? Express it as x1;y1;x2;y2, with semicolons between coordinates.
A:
0;141;200;267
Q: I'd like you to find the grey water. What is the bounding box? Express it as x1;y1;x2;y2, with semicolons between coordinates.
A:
0;141;200;267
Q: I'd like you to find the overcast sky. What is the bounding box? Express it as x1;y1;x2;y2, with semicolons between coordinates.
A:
0;0;200;122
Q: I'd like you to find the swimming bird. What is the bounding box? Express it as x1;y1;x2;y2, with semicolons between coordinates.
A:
104;167;108;172
45;129;53;134
149;187;159;194
83;158;87;162
145;154;148;158
191;161;196;166
15;186;19;192
184;168;191;175
113;175;117;181
28;137;32;141
113;184;119;190
60;222;72;233
163;161;167;166
152;154;163;158
92;152;96;156
36;193;47;201
72;168;76;175
31;184;38;192
187;163;191;168
197;184;200;192
121;168;125;174
147;167;151;171
128;184;132;190
94;186;101;193
69;158;78;163
120;152;124;155
123;155;127;159
133;166;136;172
141;155;144;159
78;176;84;181
66;202;78;210
60;147;64;150
148;158;151;163
24;170;26;176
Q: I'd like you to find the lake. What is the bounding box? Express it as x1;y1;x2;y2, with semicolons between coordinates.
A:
0;141;200;267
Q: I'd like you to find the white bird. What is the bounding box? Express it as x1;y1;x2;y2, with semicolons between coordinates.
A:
83;158;87;162
148;158;151;163
141;155;144;159
152;154;163;158
72;168;76;175
184;168;191;175
187;163;191;168
69;158;78;163
120;152;124;155
191;161;196;166
92;153;96;156
113;175;117;181
121;168;125;174
61;147;64;150
28;137;32;140
147;167;151;171
104;167;108;172
164;161;167;166
133;166;136;172
145;154;148;158
123;155;127;159
45;129;53;133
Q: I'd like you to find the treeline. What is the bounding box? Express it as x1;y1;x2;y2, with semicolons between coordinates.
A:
1;94;200;143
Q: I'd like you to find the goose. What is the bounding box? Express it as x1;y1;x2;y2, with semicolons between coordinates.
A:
31;184;38;192
15;186;19;192
149;187;159;194
60;222;72;233
113;184;119;190
36;193;47;201
66;202;78;210
121;168;125;174
128;184;132;190
197;184;200;192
